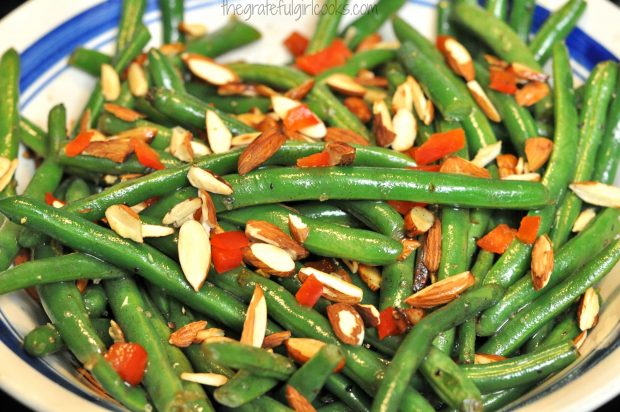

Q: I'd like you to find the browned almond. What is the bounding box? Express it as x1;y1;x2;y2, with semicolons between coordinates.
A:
577;287;599;331
354;304;380;328
404;207;435;237
182;53;239;85
364;88;388;103
178;220;211;291
114;126;158;141
198;190;218;230
441;37;475;81
169;127;194;162
414;239;430;292
440;156;492;179
327;303;365;346
405;271;474;308
531;234;554;291
497;154;518;177
240;285;267;347
572;208;596;233
246;220;308;260
238;127;287;175
358;264;382;292
160;42;186;55
285;79;316;101
484;54;509;69
399;238;421;261
103;103;145;122
341;259;359;274
284;338;346;371
218;83;258;97
515;81;550;107
243;243;296;277
83;139;134;163
195;328;226;342
325;127;369;146
303;259;339;275
325;141;357;166
169;320;208;347
231;132;262;147
188;166;233;195
101;63;121;101
181;372;228;387
286;385;317;412
407;76;435;125
162;197;202;227
344;97;372;123
288;214;309;244
108;319;125;343
573;330;588;350
128;62;148;97
254;84;278;97
76;278;89;294
467;80;501;122
326;73;367;97
298;267;363;304
510;63;549;83
262;331;292;349
76;368;115;403
403;308;425;325
0;158;18;193
355;74;389;88
569;181;620;208
105;204;143;243
356;33;382;52
525;137;553;171
237;110;267;128
474;353;507;364
423;218;442;273
178;22;207;38
373;112;396;147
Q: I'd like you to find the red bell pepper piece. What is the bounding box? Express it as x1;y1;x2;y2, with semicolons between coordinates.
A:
45;192;66;207
104;342;148;386
212;246;244;273
489;67;518;94
132;138;164;170
414;129;466;165
210;231;249;250
477;224;518;254
64;130;94;157
295;39;352;75
295;275;324;308
284;31;309;57
296;151;332;168
283;105;319;132
516;216;541;245
377;307;408;340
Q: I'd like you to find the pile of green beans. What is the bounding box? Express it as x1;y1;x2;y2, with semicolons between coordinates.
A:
2;0;618;411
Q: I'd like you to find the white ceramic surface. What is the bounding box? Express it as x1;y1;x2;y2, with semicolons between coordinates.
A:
0;1;618;411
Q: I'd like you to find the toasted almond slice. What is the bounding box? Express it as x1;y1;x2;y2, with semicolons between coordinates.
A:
484;54;509;69
182;53;239;85
205;110;232;154
440;156;492;179
325;127;369;146
127;62;148;97
403;308;425;325
391;108;417;152
325;73;367;97
190;140;211;158
298;267;363;303
515;81;550;107
373;113;395;148
400;239;421;261
572;208;596;233
404;207;435;237
573;330;588;351
178;22;208;38
169;320;208;347
0;157;18;192
108;319;125;343
83;139;135;163
406;76;434;125
103;104;145;122
246;220;308;260
531;234;553;291
101;64;121;101
578;287;599;331
129;198;151;214
341;259;359;274
358;264;382;292
510;63;549;83
354;303;380;327
324;141;356;166
187;166;233;195
285;338;327;365
169;127;194;162
364;88;388;104
372;100;393;131
231;132;262;147
218;83;258;97
162;197;202;227
502;172;541;182
160;43;186;55
569;181;620;208
238;127;288;175
288;214;309;244
286;385;317;412
344;97;372;123
467;80;501;122
472;141;502;168
244;243;296;276
240;285;267;347
178;220;211;291
392;81;413;112
113;127;158;142
271;96;326;139
105;205;143;243
195;328;226;342
441;37;475;81
474;353;507;364
142;224;175;238
262;331;292;349
423;218;442;273
198;190;218;231
327;303;364;346
525;137;553;171
201;336;236;344
404;271;474;308
181;372;228;387
285;78;316;101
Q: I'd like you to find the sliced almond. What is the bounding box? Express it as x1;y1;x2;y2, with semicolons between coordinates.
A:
285;385;317;412
343;97;372;123
182;53;239;85
187;166;233;195
467;80;501;122
404;207;435;238
515;81;550;107
391;108;417;151
373;102;395;147
531;234;554;291
127;62;148;97
262;331;292;349
219;83;259;97
298;267;363;304
113;127;157;142
497;153;518;178
577;287;599;331
440;37;475;81
440;156;492;179
195;328;226;342
510;63;549;83
181;372;228;387
472;141;502;168
572;208;596;233
358;264;382;292
231;132;262;147
372;100;393;132
101;64;120;101
502;172;541;182
103;104;145;122
198;189;218;231
392;81;413;113
105;204;143;243
178;22;207;38
83;139;134;163
190;140;211;157
325;73;367;97
142;224;175;238
408;76;434;125
162;197;203;227
285;79;316;101
169;320;208;347
474;353;507;364
271;95;326;139
288;214;309;244
243;243;296;277
108;319;125;343
325;127;369;146
354;303;380;328
178;220;211;291
400;238;421;261
285;338;328;365
246;220;308;260
569;181;620;208
341;259;359;274
201;336;236;344
364;88;388;104
404;271;474;308
423;218;442;273
238;127;287;175
160;43;186;55
0;158;18;192
327;303;364;346
206;110;232;154
403;308;425;325
573;330;588;351
169;127;194;163
325;141;357;166
240;285;267;347
484;54;509;69
525;137;553;171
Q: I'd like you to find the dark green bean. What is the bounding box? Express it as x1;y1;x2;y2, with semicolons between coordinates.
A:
116;0;146;54
307;0;349;54
436;1;453;36
185;82;271;114
68;48;111;77
0;48;20;160
296;202;363;228
539;311;580;351
159;0;184;43
23;323;64;357
186;18;261;57
97;113;173;149
19;116;48;158
593;66;620;184
485;0;507;20
83;285;109;318
214;370;279;408
286;344;345;402
509;0;536;42
341;0;405;50
148;48;185;92
57;150;181;175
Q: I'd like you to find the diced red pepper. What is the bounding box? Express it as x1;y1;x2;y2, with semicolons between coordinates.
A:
295;275;324;308
414;129;466;165
516;216;541;245
489;67;518;95
283;105;320;132
296;151;332;168
104;342;148;386
210;231;249;250
295;39;352;75
13;249;30;266
387;200;429;215
45;192;65;207
64;130;94;157
377;307;408;340
284;31;309;57
212;246;245;273
132;138;164;170
477;224;518;254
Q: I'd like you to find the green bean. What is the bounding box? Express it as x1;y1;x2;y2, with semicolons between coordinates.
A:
286;344;345;402
19;116;48;158
550;61;617;249
23;323;64;357
82;285;109;318
485;0;507;20
147;48;185;92
524;319;555;353
307;0;348;54
334;201;404;241
317;49;397;80
593;67;620;184
0;217;23;271
65;178;92;203
451;2;541;70
530;0;587;64
478;207;620;336
185;18;261;57
478;386;531;412
371;284;504;412
68;48;111;77
159;0;184;43
0;48;20;161
539;311;580;351
341;0;405;50
436;1;453;36
480;240;620;356
133;96;176;126
185;82;271;114
104;276;197;411
57;150;181;175
317;402;350;412
97;113;173;149
509;0;536;42
116;0;146;55
296;202;363;228
324;375;372;412
214;370;279;408
221;395;294;412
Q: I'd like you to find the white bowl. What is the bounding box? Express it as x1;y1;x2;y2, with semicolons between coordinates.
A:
0;0;619;411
